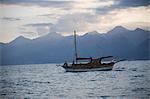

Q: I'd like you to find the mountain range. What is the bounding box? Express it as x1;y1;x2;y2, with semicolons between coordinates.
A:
0;26;149;65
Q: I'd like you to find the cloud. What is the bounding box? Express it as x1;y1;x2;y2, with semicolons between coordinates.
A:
118;0;150;7
2;0;149;15
23;22;53;36
0;17;21;21
97;6;150;31
24;23;53;27
96;0;150;14
0;0;150;43
50;6;150;35
0;0;73;9
37;13;62;19
50;13;100;35
20;31;36;35
38;14;54;17
123;22;150;31
2;0;149;8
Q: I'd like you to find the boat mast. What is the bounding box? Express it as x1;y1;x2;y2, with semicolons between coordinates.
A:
74;30;78;63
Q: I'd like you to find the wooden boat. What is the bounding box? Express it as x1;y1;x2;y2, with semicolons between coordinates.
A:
62;30;117;72
62;57;116;72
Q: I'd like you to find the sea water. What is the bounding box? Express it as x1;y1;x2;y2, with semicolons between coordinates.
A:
0;60;150;99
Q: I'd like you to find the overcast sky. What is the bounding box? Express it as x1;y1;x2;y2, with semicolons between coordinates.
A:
0;0;150;43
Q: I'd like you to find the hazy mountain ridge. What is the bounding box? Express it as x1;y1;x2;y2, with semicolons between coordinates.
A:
1;26;150;65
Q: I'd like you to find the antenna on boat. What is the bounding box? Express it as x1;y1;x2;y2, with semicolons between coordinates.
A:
74;30;78;63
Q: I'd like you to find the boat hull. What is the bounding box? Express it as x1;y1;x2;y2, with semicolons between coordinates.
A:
62;62;114;72
64;66;113;72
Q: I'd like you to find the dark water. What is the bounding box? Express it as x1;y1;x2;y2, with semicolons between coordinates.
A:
0;60;150;99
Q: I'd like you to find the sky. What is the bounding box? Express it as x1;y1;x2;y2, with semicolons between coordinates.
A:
0;0;150;43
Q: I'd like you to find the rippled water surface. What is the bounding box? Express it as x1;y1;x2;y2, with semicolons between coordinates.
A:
0;60;150;99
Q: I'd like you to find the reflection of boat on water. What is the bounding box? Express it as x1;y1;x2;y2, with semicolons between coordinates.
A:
62;30;118;72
